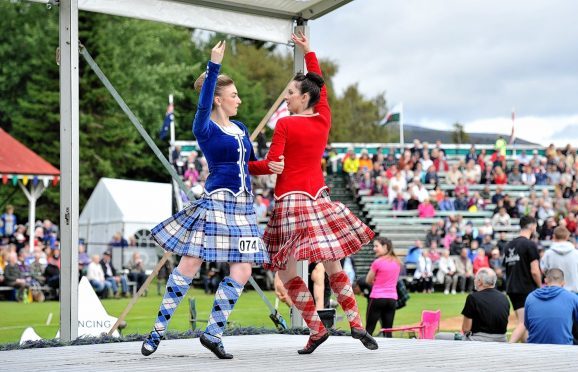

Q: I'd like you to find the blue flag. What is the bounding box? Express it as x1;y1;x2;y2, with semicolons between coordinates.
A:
160;103;174;140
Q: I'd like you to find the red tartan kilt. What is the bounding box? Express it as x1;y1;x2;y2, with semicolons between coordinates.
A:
263;191;375;271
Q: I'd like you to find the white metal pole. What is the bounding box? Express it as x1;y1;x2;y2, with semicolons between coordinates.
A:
59;0;80;342
291;21;308;329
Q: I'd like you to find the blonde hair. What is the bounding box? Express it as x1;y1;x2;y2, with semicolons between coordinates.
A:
194;72;234;98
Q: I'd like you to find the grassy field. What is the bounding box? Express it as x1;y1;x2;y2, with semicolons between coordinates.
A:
0;286;469;345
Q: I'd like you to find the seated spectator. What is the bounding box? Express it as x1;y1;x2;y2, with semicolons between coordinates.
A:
479;185;491;203
458;268;510;342
546;164;561;185
508;166;523;185
406;193;420;211
461;224;475;248
521;165;536;186
414;249;433;293
491;187;505;204
438;249;458;295
342;148;359;175
525;268;578;345
428;241;441;265
447;164;463;185
371;176;387;196
433;151;449;172
127;251;148;292
563;212;577;235
539;217;557;241
473;248;490;274
467;192;485;212
444;227;458;250
3;252;28;300
100;251;128;298
450;235;465;256
562;179;577;199
418;198;436;218
489;248;505;291
454;177;469;197
535;165;548;185
517;150;530;166
492;166;507;185
438;193;455;211
253;194;268;219
425;222;444;248
358;149;373;173
496;231;509;255
424;165;438;185
410;178;429;202
391;192;407;211
465;145;478;164
478;218;494;239
492;207;511;226
87;254;110;297
78;243;91;271
454;248;474;293
454;192;469;211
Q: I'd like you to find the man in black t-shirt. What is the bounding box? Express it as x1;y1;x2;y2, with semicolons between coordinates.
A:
503;215;542;343
461;268;510;342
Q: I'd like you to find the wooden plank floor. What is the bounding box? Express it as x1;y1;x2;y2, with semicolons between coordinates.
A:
0;334;577;372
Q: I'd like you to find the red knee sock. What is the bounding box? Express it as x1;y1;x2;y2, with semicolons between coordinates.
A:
285;276;327;339
329;271;363;329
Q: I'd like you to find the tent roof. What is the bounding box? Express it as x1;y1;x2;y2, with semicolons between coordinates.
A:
0;128;60;176
79;178;172;225
29;0;352;44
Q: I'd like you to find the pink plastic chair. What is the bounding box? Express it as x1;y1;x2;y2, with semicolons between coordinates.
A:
381;310;441;339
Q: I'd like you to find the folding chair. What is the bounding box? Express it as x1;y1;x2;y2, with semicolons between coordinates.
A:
381;309;441;339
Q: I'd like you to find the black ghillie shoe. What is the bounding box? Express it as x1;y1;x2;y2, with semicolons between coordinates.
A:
351;327;378;350
297;332;330;355
200;333;233;359
141;335;163;356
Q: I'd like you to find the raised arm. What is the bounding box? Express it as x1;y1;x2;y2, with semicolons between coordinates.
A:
292;32;330;121
193;41;225;140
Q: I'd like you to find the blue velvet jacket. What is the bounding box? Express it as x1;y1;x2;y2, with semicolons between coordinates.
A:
193;61;260;195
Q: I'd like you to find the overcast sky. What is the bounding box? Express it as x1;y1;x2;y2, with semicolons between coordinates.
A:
303;0;578;146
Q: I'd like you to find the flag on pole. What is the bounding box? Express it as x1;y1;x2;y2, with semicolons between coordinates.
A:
160;102;174;140
509;109;516;145
267;101;289;129
382;103;403;126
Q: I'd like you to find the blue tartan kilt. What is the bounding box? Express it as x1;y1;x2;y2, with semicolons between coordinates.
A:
151;191;269;263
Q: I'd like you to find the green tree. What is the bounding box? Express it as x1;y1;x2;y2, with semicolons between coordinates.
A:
452;122;469;144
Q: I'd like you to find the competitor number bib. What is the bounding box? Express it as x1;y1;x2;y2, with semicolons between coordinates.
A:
238;237;260;254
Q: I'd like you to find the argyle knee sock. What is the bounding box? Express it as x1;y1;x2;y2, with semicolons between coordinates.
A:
203;276;244;343
285;276;327;339
143;268;192;352
329;271;363;329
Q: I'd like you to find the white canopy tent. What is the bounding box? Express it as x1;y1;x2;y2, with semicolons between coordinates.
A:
25;0;353;341
79;178;172;250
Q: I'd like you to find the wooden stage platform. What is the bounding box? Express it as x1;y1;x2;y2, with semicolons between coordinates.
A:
0;334;576;371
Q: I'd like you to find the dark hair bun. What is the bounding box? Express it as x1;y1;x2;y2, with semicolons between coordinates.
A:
305;72;324;88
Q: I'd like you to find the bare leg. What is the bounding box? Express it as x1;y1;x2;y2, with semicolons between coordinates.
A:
509;307;527;343
311;264;326;310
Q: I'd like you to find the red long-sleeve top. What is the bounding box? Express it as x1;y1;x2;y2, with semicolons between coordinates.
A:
250;52;330;200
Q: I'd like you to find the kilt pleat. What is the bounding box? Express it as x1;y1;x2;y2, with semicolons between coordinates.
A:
263;191;374;271
151;191;269;263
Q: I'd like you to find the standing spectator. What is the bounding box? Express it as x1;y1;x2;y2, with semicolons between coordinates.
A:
100;251;128;298
438;249;458;295
489;248;506;291
495;136;507;157
525;268;578;345
455;248;474;293
504;215;542;343
1;205;17;238
343;148;359;176
496;231;509;255
171;145;185;176
365;238;401;337
541;227;578;293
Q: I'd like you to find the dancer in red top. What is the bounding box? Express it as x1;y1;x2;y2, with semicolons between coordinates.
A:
254;32;377;354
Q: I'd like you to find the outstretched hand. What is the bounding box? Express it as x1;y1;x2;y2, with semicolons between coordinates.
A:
291;31;311;54
268;155;285;175
210;40;226;64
